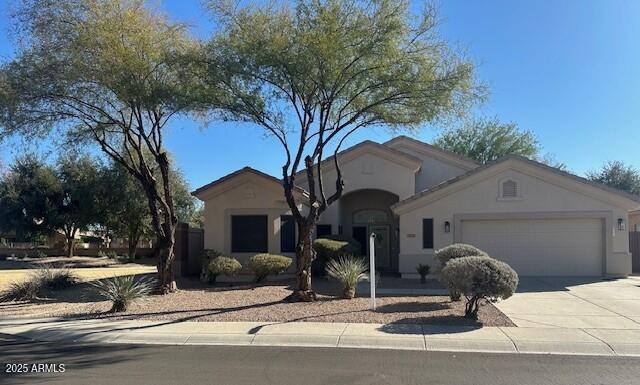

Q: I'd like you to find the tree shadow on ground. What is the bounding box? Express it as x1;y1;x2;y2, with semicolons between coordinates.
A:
0;333;149;385
374;301;450;313
378;316;483;335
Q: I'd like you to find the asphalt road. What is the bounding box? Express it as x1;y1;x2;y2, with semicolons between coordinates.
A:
1;334;640;385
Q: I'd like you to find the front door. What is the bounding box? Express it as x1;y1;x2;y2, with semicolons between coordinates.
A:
369;225;390;270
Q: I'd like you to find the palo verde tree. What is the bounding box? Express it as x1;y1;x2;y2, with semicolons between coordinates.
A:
0;0;208;292
206;0;480;301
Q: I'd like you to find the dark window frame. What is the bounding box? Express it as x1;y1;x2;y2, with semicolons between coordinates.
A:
231;215;268;253
422;218;434;249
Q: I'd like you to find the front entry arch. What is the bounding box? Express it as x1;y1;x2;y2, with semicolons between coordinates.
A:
338;189;399;272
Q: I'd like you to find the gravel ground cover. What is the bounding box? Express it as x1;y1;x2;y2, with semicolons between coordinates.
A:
0;276;514;327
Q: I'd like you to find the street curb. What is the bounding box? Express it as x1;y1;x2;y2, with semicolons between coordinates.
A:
2;318;640;357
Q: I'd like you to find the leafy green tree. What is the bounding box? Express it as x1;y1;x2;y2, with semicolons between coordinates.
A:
0;155;62;242
434;117;540;164
100;161;152;261
204;0;480;300
434;116;566;169
57;154;103;257
0;0;209;292
588;161;640;195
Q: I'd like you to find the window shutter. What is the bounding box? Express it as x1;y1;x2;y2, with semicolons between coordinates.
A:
280;215;296;253
423;218;434;249
231;215;268;252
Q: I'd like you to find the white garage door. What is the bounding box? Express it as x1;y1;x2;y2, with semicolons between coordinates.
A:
461;218;603;276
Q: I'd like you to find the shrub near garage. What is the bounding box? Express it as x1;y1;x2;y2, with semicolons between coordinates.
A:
435;243;488;300
440;256;518;320
208;256;242;284
248;254;292;283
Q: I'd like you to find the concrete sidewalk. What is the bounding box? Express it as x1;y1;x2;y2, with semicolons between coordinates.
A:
2;317;639;357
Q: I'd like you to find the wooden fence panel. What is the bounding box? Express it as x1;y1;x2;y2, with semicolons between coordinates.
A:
630;232;640;273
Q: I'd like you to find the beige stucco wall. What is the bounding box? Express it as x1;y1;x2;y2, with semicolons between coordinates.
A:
395;162;634;277
387;143;470;192
630;211;640;232
199;173;303;280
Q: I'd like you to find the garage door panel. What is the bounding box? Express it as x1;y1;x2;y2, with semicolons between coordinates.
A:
461;218;602;276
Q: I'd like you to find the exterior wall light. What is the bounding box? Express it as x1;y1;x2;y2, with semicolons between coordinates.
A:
618;218;626;231
444;221;451;233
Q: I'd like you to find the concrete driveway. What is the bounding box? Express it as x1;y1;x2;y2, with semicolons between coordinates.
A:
495;276;640;329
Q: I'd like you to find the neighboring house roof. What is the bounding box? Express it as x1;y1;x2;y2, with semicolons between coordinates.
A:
392;155;640;212
192;166;307;199
294;140;423;179
384;135;479;170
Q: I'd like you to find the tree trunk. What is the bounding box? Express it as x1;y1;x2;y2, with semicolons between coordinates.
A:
66;236;75;258
155;222;177;294
128;237;138;262
287;224;317;302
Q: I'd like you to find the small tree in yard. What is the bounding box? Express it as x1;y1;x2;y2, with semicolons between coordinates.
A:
0;155;62;243
440;256;518;320
0;0;210;293
205;0;480;301
57;154;103;258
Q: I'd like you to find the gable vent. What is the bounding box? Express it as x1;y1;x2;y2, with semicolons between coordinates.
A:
502;180;518;198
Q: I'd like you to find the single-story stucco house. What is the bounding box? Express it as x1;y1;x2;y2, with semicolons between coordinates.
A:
192;136;640;278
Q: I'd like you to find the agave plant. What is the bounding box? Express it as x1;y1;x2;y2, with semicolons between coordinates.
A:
325;256;369;299
91;275;154;312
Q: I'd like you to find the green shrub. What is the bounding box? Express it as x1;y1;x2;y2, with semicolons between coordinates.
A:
200;249;222;283
435;243;488;300
91;275;154;312
35;250;47;259
208;256;242;284
97;250;107;258
435;243;488;268
440;256;518;319
106;251;119;259
312;236;361;276
248;254;292;283
326;256;368;299
415;263;431;283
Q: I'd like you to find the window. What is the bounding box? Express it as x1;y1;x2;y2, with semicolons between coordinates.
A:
422;218;434;249
500;179;520;199
231;215;268;253
280;215;296;253
352;226;367;256
316;224;332;238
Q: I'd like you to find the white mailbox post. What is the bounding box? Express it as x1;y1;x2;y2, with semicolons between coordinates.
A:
369;232;376;310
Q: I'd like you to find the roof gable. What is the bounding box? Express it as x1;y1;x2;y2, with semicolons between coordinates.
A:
384;136;478;170
192;167;306;200
295;140;422;179
392;155;640;214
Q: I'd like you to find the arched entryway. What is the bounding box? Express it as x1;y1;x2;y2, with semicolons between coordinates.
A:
338;189;399;272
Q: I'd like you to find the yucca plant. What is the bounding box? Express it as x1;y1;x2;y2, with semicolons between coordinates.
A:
91;275;154;312
325;256;369;299
0;279;42;302
36;267;79;290
416;263;431;284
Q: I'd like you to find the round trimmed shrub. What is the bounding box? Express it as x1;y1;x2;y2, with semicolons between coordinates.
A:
440;256;518;320
435;243;488;268
208;256;242;284
435;243;488;301
248;254;292;283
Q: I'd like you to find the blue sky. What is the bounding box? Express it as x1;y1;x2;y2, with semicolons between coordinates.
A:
1;0;639;191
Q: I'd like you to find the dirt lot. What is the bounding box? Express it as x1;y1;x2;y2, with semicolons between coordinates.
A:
0;276;514;327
